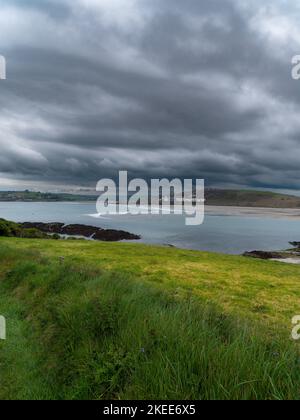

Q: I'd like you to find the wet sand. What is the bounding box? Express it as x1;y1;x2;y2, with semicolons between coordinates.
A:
205;206;300;220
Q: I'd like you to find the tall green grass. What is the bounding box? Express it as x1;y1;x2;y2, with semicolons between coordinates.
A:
0;245;299;400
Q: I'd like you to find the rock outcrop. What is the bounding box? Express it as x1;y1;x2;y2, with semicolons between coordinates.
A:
21;222;141;242
243;250;285;260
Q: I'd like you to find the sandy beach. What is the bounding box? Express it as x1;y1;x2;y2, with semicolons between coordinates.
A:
205;206;300;220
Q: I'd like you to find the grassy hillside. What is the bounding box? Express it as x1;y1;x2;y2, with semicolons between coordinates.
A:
205;189;300;208
2;189;300;209
0;191;95;202
0;238;300;400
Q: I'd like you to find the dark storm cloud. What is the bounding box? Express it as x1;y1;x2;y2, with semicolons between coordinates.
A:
0;0;299;190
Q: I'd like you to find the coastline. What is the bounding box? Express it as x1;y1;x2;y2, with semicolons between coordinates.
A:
205;205;300;220
3;199;300;220
2;202;300;258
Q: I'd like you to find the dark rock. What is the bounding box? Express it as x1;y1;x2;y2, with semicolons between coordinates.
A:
289;242;300;248
61;224;97;237
93;229;140;242
20;222;140;242
243;250;284;260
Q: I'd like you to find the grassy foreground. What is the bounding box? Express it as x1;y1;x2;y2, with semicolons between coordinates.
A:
0;238;300;400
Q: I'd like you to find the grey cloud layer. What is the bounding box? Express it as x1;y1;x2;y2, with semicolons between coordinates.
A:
0;0;299;189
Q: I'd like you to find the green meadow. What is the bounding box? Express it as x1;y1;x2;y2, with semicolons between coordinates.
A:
0;237;300;400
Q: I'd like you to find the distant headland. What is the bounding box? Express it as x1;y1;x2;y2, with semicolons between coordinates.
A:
1;189;300;209
0;190;95;202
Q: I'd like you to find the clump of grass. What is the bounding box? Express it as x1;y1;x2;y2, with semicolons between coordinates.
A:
0;218;53;240
0;245;299;400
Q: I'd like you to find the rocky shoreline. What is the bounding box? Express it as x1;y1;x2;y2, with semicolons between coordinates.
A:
243;242;300;264
21;222;141;242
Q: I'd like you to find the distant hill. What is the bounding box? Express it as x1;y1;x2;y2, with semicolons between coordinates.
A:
0;191;95;202
205;189;300;208
1;189;300;208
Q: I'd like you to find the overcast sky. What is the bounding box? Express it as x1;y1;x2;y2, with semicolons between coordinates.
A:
0;0;300;192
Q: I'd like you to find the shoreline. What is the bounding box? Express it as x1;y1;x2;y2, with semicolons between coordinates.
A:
205;205;300;220
2;200;300;220
4;200;300;225
0;219;141;243
2;204;300;261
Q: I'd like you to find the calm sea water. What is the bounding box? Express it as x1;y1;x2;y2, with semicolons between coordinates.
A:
0;201;300;254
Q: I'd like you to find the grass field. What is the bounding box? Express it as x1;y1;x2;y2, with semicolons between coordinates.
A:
0;237;300;400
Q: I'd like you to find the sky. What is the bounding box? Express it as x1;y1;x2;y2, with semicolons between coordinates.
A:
0;0;300;193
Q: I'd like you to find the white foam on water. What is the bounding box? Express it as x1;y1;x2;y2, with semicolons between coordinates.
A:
85;213;110;219
271;258;300;265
